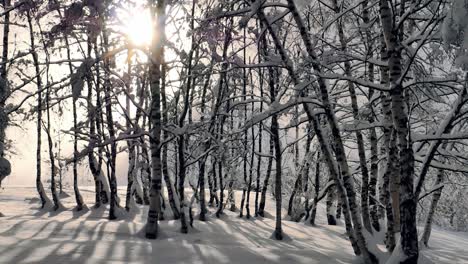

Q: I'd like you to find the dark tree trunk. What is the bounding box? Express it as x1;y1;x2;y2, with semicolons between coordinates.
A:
145;0;166;239
309;151;321;225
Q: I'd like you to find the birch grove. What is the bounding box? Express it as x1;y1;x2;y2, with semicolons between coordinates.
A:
1;0;468;263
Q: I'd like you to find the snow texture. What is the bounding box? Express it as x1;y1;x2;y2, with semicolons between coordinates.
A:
0;186;467;263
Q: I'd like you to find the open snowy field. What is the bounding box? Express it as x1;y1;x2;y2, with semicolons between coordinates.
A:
0;186;467;264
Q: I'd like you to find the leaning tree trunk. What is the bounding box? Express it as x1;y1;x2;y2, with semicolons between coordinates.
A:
415;81;468;245
288;130;313;221
420;169;444;247
256;1;376;261
331;0;372;233
287;163;304;220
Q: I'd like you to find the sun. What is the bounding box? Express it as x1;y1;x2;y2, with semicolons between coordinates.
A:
121;8;153;46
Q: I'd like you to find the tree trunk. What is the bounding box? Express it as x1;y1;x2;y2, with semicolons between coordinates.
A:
240;39;248;218
330;0;372;233
0;0;11;185
309;151;320;225
264;61;283;239
41;28;61;211
215;17;233;218
246;71;255;219
257;1;377;261
28;10;51;209
125;60;136;211
362;0;380;231
258;133;273;217
145;0;166;239
326;187;337;225
86;39;102;208
56;4;86;211
160;53;180;219
197;64;214;220
383;130;397;251
420;169;444;247
93;42;110;205
380;0;418;260
101;27;117;219
208;157;219;207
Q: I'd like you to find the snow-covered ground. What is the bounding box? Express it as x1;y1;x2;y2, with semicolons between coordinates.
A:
0;186;467;263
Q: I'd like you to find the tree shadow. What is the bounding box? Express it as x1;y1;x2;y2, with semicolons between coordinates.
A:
0;216;150;264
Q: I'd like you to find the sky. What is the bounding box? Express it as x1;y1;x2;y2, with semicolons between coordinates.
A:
3;121;131;186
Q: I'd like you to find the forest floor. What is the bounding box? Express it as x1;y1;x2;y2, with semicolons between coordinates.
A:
0;186;467;263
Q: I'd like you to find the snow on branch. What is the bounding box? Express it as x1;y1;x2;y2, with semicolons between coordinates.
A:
234;96;322;133
319;73;389;91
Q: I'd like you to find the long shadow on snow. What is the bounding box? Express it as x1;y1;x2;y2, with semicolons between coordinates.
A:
0;217;150;263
